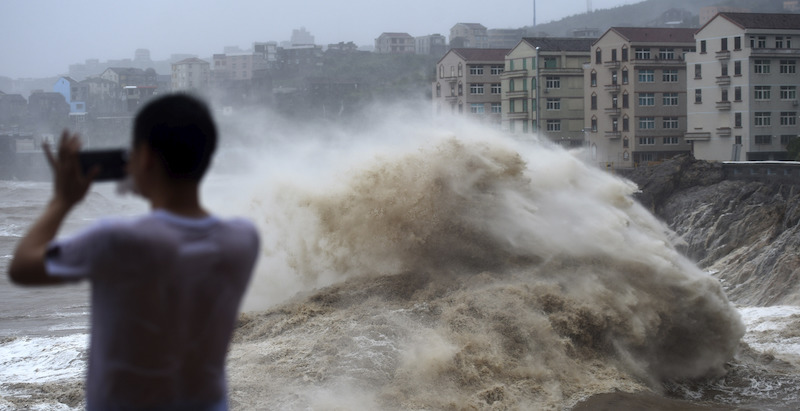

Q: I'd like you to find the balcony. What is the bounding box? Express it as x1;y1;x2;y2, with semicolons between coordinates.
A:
444;94;458;102
500;70;528;79
604;83;620;92
715;50;731;60
715;75;731;86
506;90;528;98
715;100;731;110
604;60;620;69
604;107;621;116
716;127;732;137
604;130;621;139
506;111;529;120
684;131;711;141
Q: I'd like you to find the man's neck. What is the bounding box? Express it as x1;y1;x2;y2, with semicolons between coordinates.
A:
148;181;208;218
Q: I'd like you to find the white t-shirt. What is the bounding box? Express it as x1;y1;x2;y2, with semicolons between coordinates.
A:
46;209;260;411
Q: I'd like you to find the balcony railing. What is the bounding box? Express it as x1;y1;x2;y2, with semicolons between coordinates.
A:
604;107;621;116
604;130;621;139
506;112;529;119
684;131;711;141
716;127;732;137
716;75;731;86
506;90;528;98
715;100;732;110
715;50;731;60
604;84;620;92
604;60;620;69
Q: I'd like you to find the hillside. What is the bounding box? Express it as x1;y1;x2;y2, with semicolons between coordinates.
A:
532;0;789;36
622;155;800;306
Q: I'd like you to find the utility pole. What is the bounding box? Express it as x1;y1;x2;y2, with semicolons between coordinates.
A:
532;0;536;34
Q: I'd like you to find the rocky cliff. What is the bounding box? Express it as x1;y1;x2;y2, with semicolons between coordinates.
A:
621;155;800;306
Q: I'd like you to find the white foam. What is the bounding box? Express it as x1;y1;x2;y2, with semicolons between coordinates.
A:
0;334;87;384
739;306;800;360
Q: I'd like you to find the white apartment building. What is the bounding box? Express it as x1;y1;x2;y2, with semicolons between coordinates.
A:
502;37;594;146
171;57;210;91
585;27;696;168
432;48;510;125
375;33;415;54
686;13;800;161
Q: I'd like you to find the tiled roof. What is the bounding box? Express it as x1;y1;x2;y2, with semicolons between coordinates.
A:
609;27;697;43
715;12;800;30
450;48;511;61
454;23;487;30
521;37;596;52
174;57;209;65
379;32;413;38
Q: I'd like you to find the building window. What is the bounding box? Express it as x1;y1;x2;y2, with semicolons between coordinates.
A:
734;36;741;50
590;93;597;110
436;83;441;97
612;71;618;85
611;49;617;61
662;69;678;82
546;119;561;131
663;93;679;106
695;89;702;103
757;36;767;48
546;98;561;110
776;37;785;48
664;137;680;145
754;86;771;101
694;64;702;79
591;116;598;132
639;117;655;129
721;63;728;76
638;93;655;106
491;102;502;113
635;48;651;59
621;46;628;61
470;103;485;114
754;112;771;126
509;99;515;112
782;135;795;145
458;63;462;76
458;82;463;95
622;116;629;131
754;60;770;74
722;87;730;103
638;69;654;83
735;135;742;144
735;112;742;128
755;135;772;145
734;87;742;101
780;112;797;126
545;76;560;89
595;48;602;64
780;60;796;74
522;78;528;91
659;48;674;59
622;92;629;109
721;38;728;51
622;69;629;84
639;137;656;145
490;83;501;94
734;61;742;76
590;70;597;87
469;65;484;75
663;117;679;129
700;40;706;53
780;86;797;100
490;65;504;75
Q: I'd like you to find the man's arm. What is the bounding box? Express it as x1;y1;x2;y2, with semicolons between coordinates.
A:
8;131;95;285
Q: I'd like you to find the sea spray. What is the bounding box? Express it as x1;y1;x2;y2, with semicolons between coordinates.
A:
226;122;745;409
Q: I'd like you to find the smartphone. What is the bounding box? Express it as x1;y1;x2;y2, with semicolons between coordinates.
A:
78;149;128;181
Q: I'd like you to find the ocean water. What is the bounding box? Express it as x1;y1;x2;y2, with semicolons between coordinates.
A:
1;114;799;410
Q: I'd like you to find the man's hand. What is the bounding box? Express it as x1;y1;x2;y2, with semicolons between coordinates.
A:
45;130;97;208
8;130;95;285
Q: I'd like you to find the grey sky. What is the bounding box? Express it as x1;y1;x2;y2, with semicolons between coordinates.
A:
1;0;635;79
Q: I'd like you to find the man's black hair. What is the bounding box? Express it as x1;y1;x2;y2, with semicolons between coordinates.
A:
133;93;217;180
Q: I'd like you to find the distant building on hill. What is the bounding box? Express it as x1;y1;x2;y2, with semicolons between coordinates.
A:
374;33;415;54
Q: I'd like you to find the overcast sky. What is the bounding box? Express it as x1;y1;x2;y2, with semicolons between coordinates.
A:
1;0;636;79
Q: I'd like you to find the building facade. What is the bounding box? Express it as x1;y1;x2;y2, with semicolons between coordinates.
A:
585;27;696;168
171;57;210;92
375;33;415;54
450;23;489;48
416;34;448;56
686;13;800;161
432;48;510;126
502;37;594;147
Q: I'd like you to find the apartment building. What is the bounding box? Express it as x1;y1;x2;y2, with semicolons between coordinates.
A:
585;27;696;168
686;13;800;161
432;48;510;125
212;52;268;81
502;37;594;146
416;34;448;56
171;57;210;92
450;23;489;48
375;33;415;54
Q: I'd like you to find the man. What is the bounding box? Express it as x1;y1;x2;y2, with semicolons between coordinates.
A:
8;93;260;410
